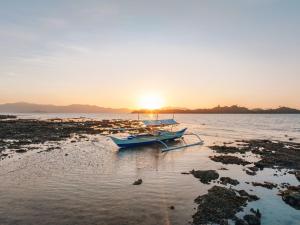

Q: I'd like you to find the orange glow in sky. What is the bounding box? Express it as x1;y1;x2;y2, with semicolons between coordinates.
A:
137;93;165;110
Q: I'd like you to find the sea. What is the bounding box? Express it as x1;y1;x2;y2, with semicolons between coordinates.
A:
0;113;299;225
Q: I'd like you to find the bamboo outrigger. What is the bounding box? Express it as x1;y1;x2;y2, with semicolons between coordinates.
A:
110;118;203;152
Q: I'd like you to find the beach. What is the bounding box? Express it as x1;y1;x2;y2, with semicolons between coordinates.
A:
0;113;300;225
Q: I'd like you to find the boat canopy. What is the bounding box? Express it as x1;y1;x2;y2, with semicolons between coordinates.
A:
143;119;178;127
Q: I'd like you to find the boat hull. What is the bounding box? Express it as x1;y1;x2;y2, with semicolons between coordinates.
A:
110;128;187;148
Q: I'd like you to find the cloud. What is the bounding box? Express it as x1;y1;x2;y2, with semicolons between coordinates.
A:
0;26;38;42
41;18;68;29
80;3;120;19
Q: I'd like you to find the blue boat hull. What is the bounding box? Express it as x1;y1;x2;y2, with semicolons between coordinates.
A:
110;128;187;149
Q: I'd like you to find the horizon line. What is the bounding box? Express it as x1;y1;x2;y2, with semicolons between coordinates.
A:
0;101;299;111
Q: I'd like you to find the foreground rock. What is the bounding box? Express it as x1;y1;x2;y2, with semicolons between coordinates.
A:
220;177;240;186
193;186;259;225
190;170;219;184
210;155;251;166
279;185;300;209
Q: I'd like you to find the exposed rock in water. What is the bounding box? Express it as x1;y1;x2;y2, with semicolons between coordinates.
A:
245;169;256;176
252;182;277;190
250;208;262;218
0;118;145;158
190;170;219;184
169;205;175;210
244;139;300;170
192;186;258;225
181;172;190;175
219;167;228;170
15;149;27;153
220;177;240;186
279;185;300;209
211;139;300;171
0;115;17;120
248;166;259;172
295;171;300;181
236;190;259;201
210;155;251;166
244;214;261;225
235;218;248;225
209;145;248;154
132;179;143;185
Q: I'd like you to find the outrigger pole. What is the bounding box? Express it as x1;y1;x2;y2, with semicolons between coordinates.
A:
157;133;203;152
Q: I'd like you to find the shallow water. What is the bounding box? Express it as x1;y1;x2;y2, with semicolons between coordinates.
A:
0;114;299;225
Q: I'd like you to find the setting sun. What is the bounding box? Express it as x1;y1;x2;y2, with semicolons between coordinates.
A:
138;93;165;110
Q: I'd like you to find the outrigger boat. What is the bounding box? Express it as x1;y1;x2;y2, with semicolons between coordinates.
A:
110;119;203;152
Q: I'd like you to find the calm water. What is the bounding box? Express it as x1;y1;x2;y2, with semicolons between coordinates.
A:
0;114;299;225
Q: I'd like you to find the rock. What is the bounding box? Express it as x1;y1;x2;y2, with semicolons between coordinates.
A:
248;166;259;172
220;177;240;186
209;145;248;154
246;170;256;176
0;118;148;161
133;179;143;185
0;115;17;120
219;167;228;170
169;205;175;210
190;170;219;184
244;139;300;170
244;214;261;225
181;172;190;175
295;171;300;181
236;190;259;201
210;155;251;166
15;149;27;153
279;185;300;209
235;218;248;225
220;219;229;225
250;208;261;218
192;186;249;225
252;182;277;190
65;153;68;156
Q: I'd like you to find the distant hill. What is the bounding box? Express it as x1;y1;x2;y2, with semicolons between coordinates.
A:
0;102;130;113
133;105;300;114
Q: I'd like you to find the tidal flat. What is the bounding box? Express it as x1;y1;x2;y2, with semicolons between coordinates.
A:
0;114;300;225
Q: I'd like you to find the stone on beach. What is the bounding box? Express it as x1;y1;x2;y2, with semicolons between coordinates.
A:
279;185;300;209
190;170;219;184
192;186;258;225
209;155;251;166
133;179;143;185
252;182;277;190
220;177;240;186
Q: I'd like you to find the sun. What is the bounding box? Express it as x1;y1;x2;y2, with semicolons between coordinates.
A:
138;93;165;110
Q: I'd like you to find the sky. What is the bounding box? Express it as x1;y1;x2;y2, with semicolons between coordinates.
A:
1;0;300;109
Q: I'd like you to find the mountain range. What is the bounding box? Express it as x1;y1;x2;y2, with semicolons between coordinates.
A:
0;103;299;114
133;105;300;114
0;102;130;113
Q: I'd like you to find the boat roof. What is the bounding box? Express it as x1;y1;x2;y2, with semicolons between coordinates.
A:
143;119;178;127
